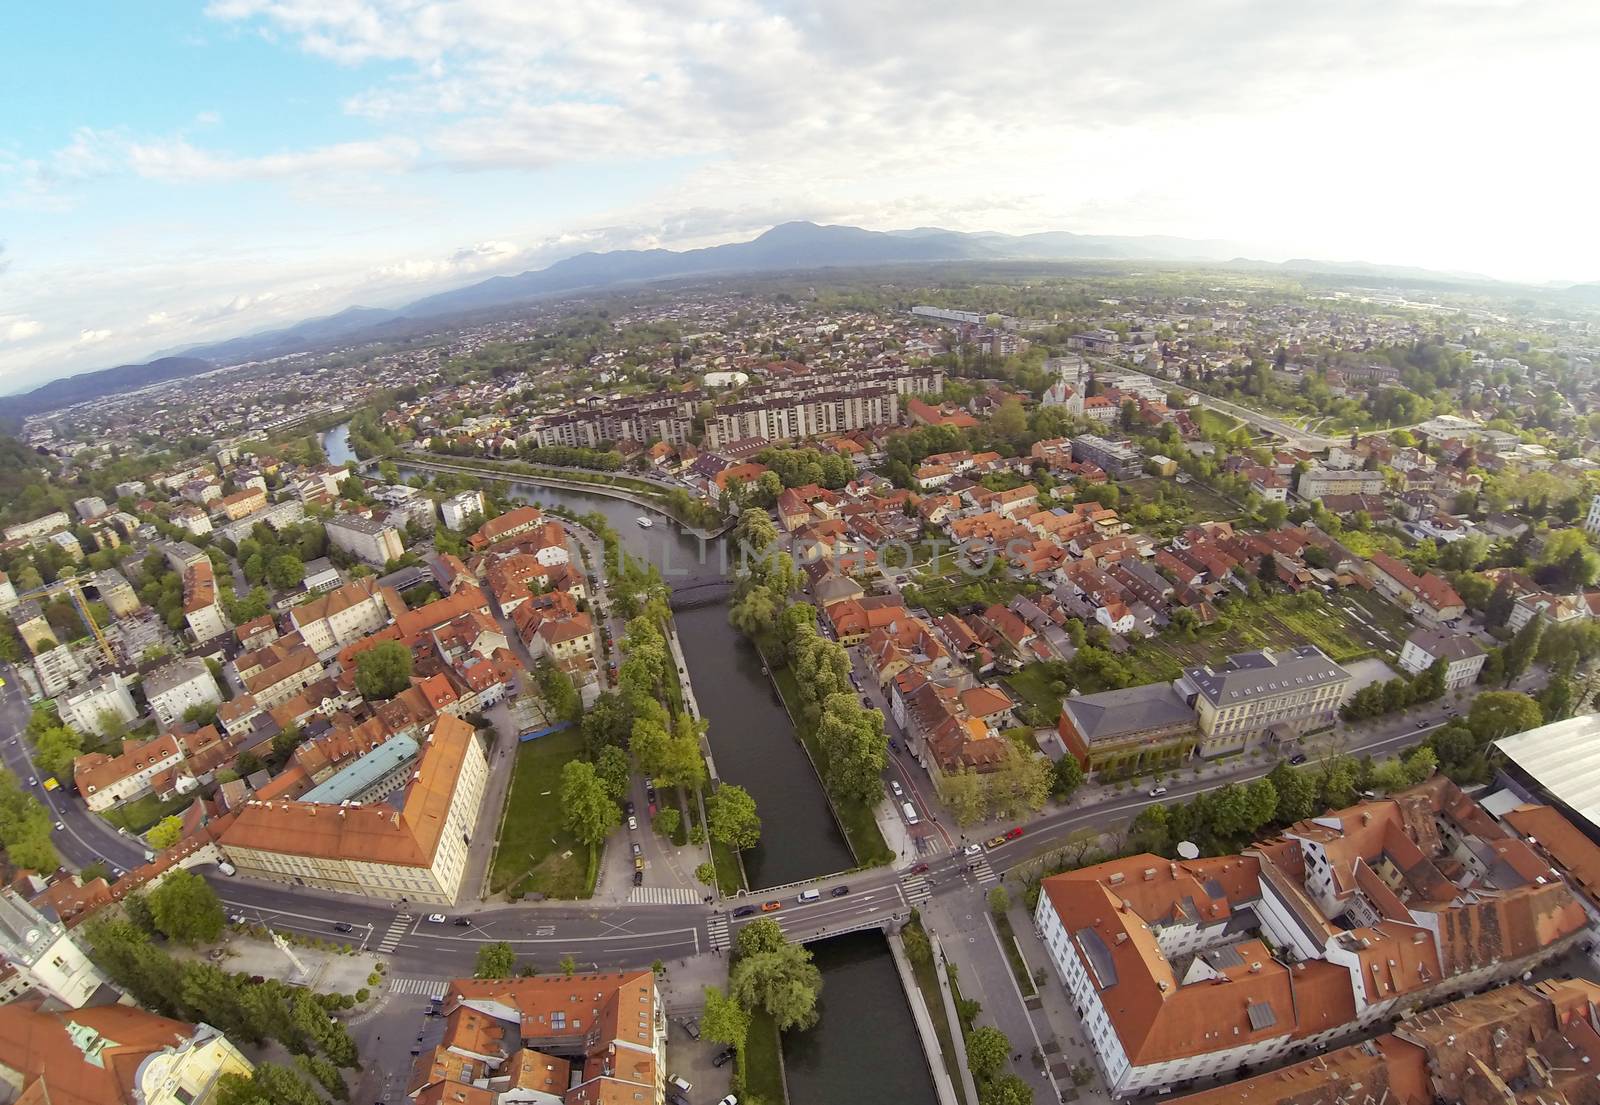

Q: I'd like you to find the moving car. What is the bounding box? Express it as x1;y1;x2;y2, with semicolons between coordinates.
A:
911;862;930;874
426;914;447;923
760;900;783;912
985;835;1007;850
732;905;757;918
1005;827;1024;840
1149;786;1169;797
830;885;849;898
454;917;472;926
719;1096;739;1105
333;922;354;933
54;820;63;831
962;842;982;856
627;815;638;831
634;856;645;872
797;889;820;903
1289;753;1308;765
631;841;643;857
633;869;643;886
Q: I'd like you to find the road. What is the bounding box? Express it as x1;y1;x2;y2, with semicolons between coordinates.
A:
1111;364;1342;451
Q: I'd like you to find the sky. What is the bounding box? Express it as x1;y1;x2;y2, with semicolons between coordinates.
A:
2;1;1596;391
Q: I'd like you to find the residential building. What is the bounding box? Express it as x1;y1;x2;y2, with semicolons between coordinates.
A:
1035;777;1589;1098
1071;434;1143;480
1296;466;1387;499
709;382;902;447
301;556;342;593
10;601;52;652
1057;684;1200;773
289;577;393;656
0;889;110;1007
326;512;405;566
220;714;488;904
1175;646;1350;757
1587;492;1600;535
441;489;486;530
1366;552;1465;624
90;568;140;617
412;970;665;1105
212;498;306;545
3;511;69;543
215;487;267;520
1397;628;1486;690
32;643;88;698
0;571;14;614
182;559;229;642
72;495;107;521
241;643;324;710
172;505;213;536
58;671;139;738
73;732;186;812
144;656;224;728
0;1001;253;1105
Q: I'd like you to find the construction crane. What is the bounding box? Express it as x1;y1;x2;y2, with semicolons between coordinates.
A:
13;575;116;666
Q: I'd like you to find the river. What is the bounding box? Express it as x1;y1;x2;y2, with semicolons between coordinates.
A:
785;932;941;1105
323;421;356;467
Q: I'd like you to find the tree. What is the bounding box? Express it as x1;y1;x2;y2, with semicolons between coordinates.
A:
1051;754;1085;800
560;760;620;847
902;923;932;967
966;1025;1010;1083
730;939;822;1031
266;553;305;591
474;941;516;978
980;1074;1034;1105
652;807;681;838
147;815;185;850
355;640;412;701
147;870;224;944
1266;762;1317;825
815;693;888;807
734;917;787;958
296;1053;350;1102
581;692;634;757
701;985;750;1052
0;769;58;872
943;768;987;826
1484;576;1518;628
1467;691;1542;743
536;660;583;724
707;784;761;851
987;885;1010;915
655;712;708;792
1501;615;1543;686
594;745;632;803
30;723;83;777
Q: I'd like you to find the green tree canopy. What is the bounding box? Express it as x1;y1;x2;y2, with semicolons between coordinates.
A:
706;783;761;852
146;815;186;850
147;870;225;945
966;1024;1010;1082
730;939;822;1032
474;941;516;978
559;760;620;847
354;639;412;701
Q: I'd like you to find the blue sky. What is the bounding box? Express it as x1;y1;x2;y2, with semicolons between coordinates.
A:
3;1;1596;390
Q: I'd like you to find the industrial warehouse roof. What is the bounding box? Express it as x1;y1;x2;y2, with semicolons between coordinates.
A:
1496;714;1600;830
300;733;419;805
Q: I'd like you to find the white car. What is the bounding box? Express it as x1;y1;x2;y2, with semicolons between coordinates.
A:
889;780;904;798
962;842;982;856
627;815;638;831
54;820;64;831
426;913;447;923
720;1097;739;1105
1149;786;1169;797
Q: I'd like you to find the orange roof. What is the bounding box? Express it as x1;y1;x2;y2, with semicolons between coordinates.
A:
221;714;478;867
73;732;181;794
1503;803;1600;907
290;577;386;627
0;1001;198;1105
181;558;217;614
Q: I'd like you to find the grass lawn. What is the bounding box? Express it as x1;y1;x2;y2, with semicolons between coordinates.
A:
990;911;1037;997
901;567;1042;618
1004;663;1067;725
102;792;194;834
711;839;746;896
772;667;894;868
1126;592;1375;677
905;919;969;1105
489;728;594;899
741;1007;787;1105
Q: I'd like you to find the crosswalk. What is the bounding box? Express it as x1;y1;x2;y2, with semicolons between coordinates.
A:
627;886;702;906
900;872;933;906
966;854;998;884
388;976;449;997
376;913;412;953
707;913;731;952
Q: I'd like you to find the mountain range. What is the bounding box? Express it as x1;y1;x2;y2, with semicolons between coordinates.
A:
2;220;1585;420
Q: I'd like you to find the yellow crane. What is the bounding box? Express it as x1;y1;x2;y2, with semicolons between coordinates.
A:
15;575;116;666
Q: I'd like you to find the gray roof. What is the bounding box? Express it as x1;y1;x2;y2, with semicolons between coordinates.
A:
301;734;419;805
329;512;394;535
143;656;213;699
1403;627;1486;663
1061;682;1197;744
1181;646;1348;707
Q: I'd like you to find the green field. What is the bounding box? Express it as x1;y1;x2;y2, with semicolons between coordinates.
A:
1128;591;1378;677
489;728;594;899
772;668;893;867
903;919;969;1105
1004;664;1066;727
101;793;194;834
742;1008;787;1105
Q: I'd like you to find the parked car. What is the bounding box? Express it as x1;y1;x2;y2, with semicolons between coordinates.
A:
719;1096;739;1105
733;905;757;918
624;800;635;816
333;922;354;933
830;885;849;898
453;917;472;927
889;780;904;798
1289;754;1308;765
712;1046;737;1067
426;914;447;923
1005;827;1024;840
760;901;783;913
627;815;638;831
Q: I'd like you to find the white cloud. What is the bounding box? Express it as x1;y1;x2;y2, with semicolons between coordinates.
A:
195;110;223;126
77;328;112;344
3;318;43;342
366;239;523;283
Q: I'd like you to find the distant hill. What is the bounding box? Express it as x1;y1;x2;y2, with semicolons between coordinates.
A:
10;220;1590;420
0;356;214;421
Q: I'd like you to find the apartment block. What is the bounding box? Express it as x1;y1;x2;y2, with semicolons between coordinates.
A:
710;384;899;448
58;671;139;737
1071;434;1144;480
73;732;186;812
182;559;230;642
1296;466;1387;499
288;577;393;655
1397;628;1486;690
440;489;486;530
143;656;224;728
326;512;405;566
3;511;70;543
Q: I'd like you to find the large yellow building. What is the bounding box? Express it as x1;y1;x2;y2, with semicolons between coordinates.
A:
221;714;488;904
0;1001;252;1105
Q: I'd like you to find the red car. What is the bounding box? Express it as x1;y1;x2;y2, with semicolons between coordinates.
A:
1005;827;1024;840
911;863;930;875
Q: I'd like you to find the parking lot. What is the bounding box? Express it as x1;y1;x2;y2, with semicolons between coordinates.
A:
665;1016;735;1105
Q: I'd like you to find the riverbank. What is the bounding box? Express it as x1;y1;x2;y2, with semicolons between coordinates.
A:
402;453;734;539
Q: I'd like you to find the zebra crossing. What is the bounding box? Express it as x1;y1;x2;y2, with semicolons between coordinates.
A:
966;854;998;884
900;872;933;906
376;913;412;953
627;886;703;906
388;976;449;997
707;913;731;952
